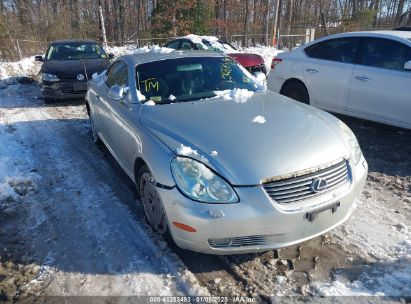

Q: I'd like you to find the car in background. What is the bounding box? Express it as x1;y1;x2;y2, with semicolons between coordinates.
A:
164;35;267;75
86;51;367;254
267;31;411;129
35;39;114;103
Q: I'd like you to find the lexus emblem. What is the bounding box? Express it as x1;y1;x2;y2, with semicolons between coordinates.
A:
77;74;85;81
311;178;327;192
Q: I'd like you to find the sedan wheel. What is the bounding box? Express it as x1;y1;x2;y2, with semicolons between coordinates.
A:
283;81;309;104
138;166;170;236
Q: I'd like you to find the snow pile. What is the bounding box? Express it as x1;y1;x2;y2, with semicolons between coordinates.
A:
0;123;39;205
176;144;199;157
0;57;41;88
183;34;234;52
175;144;209;164
133;45;176;54
137;90;147;102
241;46;284;73
143;100;156;106
91;69;107;83
105;45;136;57
213;89;254;103
252;115;266;124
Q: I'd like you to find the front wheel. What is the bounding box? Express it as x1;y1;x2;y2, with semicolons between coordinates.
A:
138;166;171;238
282;81;309;104
88;110;102;146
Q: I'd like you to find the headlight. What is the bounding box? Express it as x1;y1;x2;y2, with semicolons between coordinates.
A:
339;121;362;165
170;157;238;203
42;73;59;82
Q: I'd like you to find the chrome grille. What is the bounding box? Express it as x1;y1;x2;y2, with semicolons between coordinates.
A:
263;160;350;204
208;235;267;248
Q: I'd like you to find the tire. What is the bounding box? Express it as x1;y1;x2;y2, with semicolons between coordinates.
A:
138;165;172;240
282;81;309;104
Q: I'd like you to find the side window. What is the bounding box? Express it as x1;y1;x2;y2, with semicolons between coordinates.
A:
180;41;193;50
105;62;121;87
305;38;360;64
105;62;128;87
116;63;129;86
361;38;411;71
166;40;180;49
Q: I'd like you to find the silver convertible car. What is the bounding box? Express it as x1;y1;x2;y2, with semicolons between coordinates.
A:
86;51;368;254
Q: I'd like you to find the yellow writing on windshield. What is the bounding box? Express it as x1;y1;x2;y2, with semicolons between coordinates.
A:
141;78;159;92
220;58;234;79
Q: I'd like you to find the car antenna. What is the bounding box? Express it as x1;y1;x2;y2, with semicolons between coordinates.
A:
81;56;88;81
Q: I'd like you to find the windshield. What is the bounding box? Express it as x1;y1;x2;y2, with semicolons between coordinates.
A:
46;43;107;60
136;57;258;104
201;39;237;52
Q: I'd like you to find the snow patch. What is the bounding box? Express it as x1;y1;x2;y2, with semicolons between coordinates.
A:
312;260;411;297
175;144;209;164
91;70;107;82
241;46;284;73
252;115;266;124
213;89;254;103
137;90;146;102
176;144;199;157
133;45;176;54
143;100;156;106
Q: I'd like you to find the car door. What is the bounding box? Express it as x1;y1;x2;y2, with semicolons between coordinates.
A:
102;61;137;173
347;37;411;127
97;61;123;146
302;37;361;111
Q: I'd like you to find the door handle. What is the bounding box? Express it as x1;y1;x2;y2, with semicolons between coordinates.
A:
355;76;371;82
305;68;319;73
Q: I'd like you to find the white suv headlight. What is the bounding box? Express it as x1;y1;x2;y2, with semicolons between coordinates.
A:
339;121;362;165
171;157;238;203
42;73;60;82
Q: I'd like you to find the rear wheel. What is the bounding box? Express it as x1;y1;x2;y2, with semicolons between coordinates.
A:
282;81;309;104
138;166;171;239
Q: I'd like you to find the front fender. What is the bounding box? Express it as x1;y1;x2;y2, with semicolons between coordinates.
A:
131;122;176;188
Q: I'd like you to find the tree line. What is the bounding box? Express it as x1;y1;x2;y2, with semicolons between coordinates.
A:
0;0;410;60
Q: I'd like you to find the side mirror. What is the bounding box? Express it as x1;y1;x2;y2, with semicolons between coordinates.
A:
108;85;128;101
108;53;115;60
35;55;43;62
404;60;411;71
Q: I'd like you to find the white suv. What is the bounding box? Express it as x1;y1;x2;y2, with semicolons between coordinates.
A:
267;31;411;129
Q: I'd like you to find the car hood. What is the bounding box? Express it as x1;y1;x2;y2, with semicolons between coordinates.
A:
40;59;110;79
227;53;265;68
140;91;349;185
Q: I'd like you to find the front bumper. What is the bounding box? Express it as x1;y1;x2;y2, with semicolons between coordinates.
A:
41;80;88;100
158;156;368;255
